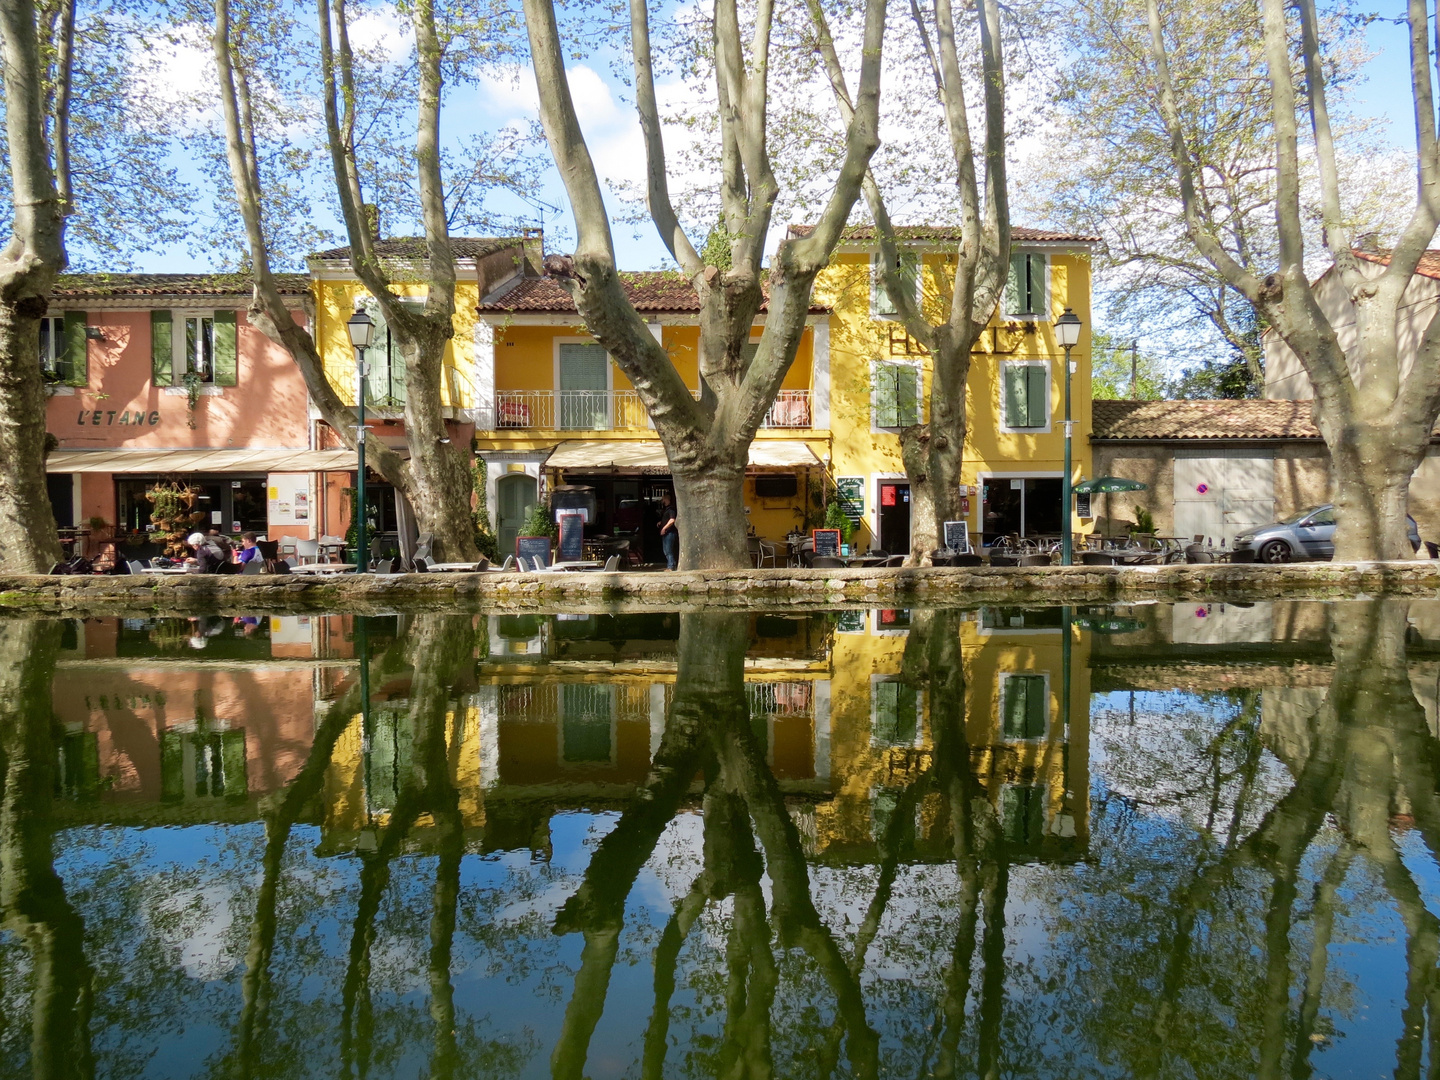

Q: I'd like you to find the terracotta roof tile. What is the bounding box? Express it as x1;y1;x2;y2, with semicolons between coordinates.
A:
478;271;829;314
50;272;309;300
1091;398;1322;441
1354;248;1440;281
310;236;519;261
787;223;1101;243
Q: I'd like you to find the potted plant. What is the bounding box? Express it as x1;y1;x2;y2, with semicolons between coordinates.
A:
1130;505;1157;541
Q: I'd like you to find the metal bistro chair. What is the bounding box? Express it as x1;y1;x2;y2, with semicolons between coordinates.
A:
1018;553;1053;567
1081;551;1117;566
811;555;845;569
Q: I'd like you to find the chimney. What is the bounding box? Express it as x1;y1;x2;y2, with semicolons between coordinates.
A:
521;227;544;276
363;204;381;242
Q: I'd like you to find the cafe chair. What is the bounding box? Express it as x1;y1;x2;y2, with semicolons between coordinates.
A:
127;560;145;575
1185;544;1215;563
295;539;320;565
1081;551;1117;566
811;555;845;568
413;556;430;572
882;554;906;567
603;555;620;571
500;555;516;571
952;553;984;567
241;558;263;575
988;553;1020;567
256;540;279;561
753;538;779;568
1019;553;1053;567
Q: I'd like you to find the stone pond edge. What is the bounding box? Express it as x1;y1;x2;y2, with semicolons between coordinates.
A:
0;561;1436;616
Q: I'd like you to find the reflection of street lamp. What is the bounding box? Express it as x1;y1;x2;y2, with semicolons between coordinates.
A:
347;306;374;574
1055;308;1082;566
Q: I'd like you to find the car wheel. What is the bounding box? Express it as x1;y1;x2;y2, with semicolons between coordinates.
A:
1258;539;1291;564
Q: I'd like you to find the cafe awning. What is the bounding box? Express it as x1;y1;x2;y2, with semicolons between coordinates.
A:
544;439;820;472
45;448;367;474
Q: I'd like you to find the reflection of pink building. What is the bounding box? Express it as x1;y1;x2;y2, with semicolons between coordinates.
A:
43;274;359;554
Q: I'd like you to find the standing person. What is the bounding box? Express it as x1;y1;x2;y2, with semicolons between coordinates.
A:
658;491;678;571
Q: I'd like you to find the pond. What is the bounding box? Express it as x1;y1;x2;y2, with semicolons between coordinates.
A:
1;599;1437;1079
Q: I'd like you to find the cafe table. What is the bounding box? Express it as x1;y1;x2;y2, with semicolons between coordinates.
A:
551;560;604;571
287;563;357;575
845;554;889;568
140;566;190;575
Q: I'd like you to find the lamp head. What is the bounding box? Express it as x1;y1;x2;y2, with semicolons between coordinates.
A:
1055;307;1082;349
347;306;374;349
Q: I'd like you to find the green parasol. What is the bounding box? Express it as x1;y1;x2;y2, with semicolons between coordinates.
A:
1073;476;1148;494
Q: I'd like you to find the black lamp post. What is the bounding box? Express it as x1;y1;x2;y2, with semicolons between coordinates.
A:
1055;308;1082;566
347;306;374;574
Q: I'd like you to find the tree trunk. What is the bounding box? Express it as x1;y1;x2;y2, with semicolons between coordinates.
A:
901;341;971;565
401;336;477;563
673;464;749;571
0;305;62;572
1328;427;1422;561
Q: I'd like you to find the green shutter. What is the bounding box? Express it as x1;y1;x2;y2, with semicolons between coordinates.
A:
62;310;87;386
1002;785;1045;844
160;732;184;802
390;336;407;404
874;363;899;427
1003;676;1047;739
1026;364;1049;427
897;365;920;426
1005;253;1024;315
151;309;174;386
220;729;248;800
873;255;894;316
874;681;918;745
559;342;607;429
212;310;237;386
1027;254;1047;316
1003;364;1029;428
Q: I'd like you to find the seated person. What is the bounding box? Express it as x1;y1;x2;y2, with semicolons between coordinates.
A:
186;532;229;574
236;532;262;566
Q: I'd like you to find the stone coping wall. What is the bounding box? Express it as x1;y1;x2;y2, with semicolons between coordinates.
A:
1;562;1437;617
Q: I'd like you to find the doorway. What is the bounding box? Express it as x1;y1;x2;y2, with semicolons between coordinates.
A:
498;473;538;555
878;481;911;554
981;476;1062;544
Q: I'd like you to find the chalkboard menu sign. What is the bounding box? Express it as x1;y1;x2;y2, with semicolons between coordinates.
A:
812;528;842;558
556;511;585;562
943;520;970;553
1075;492;1092;519
516;536;551;569
835;476;865;520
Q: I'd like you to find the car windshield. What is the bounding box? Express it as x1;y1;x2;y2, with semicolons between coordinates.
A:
1278;506;1327;525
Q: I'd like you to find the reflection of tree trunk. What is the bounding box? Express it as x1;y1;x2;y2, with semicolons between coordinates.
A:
0;620;94;1079
641;876;707;1080
234;638;402;1078
1289;844;1353;1080
711;667;879;1078
338;615;476;1078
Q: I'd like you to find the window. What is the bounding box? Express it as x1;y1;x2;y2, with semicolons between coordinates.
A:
361;299;408;406
1002;361;1049;430
755;475;798;499
872;250;920;318
1004;252;1048;317
1001;674;1047;740
1306;508;1335;526
152;310;237;387
160;728;247;803
39;312;86;386
873;360;921;428
558;342;609;429
184;315;215;382
873;680;919;746
1001;785;1046;844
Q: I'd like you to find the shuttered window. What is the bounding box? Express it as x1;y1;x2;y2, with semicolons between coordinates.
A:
361;300;407;406
38;312;87;386
152;310;173;386
873;361;921;428
166;311;239;387
1001;675;1047;739
1002;362;1048;429
558;342;609;429
562;683;615;762
873;680;919;745
1002;785;1046;844
872;250;919;317
1004;253;1048;316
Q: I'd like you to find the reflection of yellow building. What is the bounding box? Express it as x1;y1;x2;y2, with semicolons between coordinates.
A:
815;607;1091;864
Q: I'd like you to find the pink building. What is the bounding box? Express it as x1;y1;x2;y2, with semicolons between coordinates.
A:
43;273;359;557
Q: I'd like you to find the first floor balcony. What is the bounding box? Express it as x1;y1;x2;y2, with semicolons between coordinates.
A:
483;389;814;431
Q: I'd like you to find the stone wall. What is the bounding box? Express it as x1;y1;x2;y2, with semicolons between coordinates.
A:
1090;445;1174;535
3;562;1440;618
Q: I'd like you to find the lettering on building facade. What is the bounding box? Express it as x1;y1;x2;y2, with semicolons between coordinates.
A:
76;409;162;426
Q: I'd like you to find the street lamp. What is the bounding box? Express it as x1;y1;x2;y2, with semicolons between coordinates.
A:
347;306;374;574
1055;307;1083;566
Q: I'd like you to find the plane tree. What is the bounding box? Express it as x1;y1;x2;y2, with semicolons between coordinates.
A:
1143;0;1440;559
520;0;888;570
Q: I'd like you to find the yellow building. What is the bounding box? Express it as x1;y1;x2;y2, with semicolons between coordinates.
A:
311;225;1096;556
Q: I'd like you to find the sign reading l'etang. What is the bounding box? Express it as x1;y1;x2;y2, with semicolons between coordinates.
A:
74;409;161;426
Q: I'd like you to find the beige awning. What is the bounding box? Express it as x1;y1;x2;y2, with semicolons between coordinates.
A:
46;448;365;474
545;439;820;472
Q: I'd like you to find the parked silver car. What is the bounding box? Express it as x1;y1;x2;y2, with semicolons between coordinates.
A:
1231;504;1420;563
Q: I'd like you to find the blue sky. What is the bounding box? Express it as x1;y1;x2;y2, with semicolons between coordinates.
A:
136;5;1428;286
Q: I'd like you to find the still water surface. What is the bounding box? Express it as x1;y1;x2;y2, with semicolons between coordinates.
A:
2;600;1438;1078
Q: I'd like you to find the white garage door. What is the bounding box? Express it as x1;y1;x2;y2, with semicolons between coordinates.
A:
1174;450;1275;546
